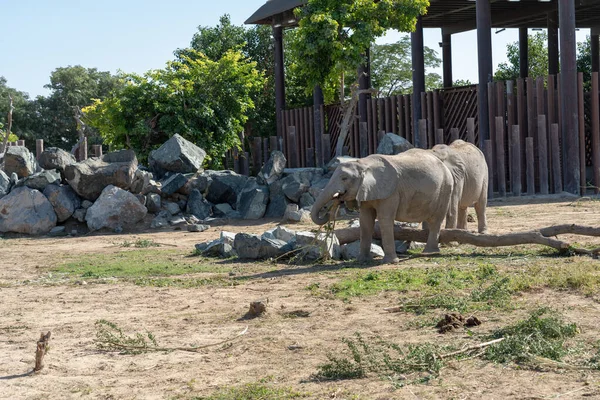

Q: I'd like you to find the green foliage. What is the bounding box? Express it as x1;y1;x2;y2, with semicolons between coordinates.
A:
195;382;306;400
291;0;429;90
95;319;158;354
0;77;37;142
84;49;264;166
371;36;441;97
495;32;550;82
453;79;473;87
119;239;160;248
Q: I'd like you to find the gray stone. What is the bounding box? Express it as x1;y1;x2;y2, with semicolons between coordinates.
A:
163;201;181;215
48;226;68;237
148;134;206;177
299;192;315;209
341;241;385;261
81;200;93;209
72;208;87;223
326;156;359;172
4;146;38;178
201;238;235;258
9;173;18;187
205;171;249;207
43;184;81;222
38;147;76;173
146;193;161;213
233;233;263;259
264;179;290;218
395;240;410;254
186;189;212;220
308;177;330;200
0;170;10;199
150;211;169;229
160;173;188;196
221;231;237;246
85;185;147;231
64;150;138;201
262;225;296;243
284;204;311;223
17;170;61;191
236;183;268;220
376;133;414;155
141;179;162;195
135;194;147;206
169;216;187;226
260;237;293;259
213;203;233;217
282;177;310;203
0;187;57;235
295;231;341;260
177;199;187;211
187;224;209;232
179;173;210;196
130;169;153;194
258;151;287;185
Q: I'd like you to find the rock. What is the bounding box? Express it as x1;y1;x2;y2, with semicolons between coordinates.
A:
200;237;236;257
135;194;147;206
236;183;268;220
264;179;290;218
85;185;147;231
259;237;293;259
295;231;341;260
43;184;81;222
17;170;61;191
376;133;414;155
64;150;138;201
129;169;153;194
186;189;212;220
284;204;311;223
48;226;68;237
233;233;263;259
72;208;87;223
0;187;57;235
150;211;169;229
179;173;209;195
146;193;161;213
258;151;287;185
272;225;296;242
308;177;330;200
169;216;187;226
341;241;385;260
187;224;209;232
4;146;38;178
163;201;182;216
148;134;206;177
326;156;359;172
205;171;248;207
141;179;162;195
221;231;236;246
299;192;315;209
395;240;410;254
213;203;234;217
9;173;18;187
81;200;93;209
0;170;10;199
38;147;76;173
160;173;188;196
281;174;310;203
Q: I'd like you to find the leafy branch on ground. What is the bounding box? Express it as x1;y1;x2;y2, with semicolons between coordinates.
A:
94;320;247;354
314;308;588;387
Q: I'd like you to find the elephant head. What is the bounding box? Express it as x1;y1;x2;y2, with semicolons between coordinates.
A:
311;156;398;226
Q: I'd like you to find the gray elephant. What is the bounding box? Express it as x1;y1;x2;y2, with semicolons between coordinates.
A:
431;140;488;233
311;150;454;263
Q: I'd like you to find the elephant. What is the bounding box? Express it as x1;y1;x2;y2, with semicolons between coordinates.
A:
311;150;454;263
431;140;488;233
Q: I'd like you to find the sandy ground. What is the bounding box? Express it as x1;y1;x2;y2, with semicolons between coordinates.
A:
2;194;600;399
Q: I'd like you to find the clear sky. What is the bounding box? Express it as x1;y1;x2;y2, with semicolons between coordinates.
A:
0;0;591;98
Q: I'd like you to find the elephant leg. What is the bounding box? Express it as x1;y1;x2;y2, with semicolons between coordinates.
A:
445;183;462;229
423;219;442;255
457;207;468;230
475;193;488;234
379;217;399;264
358;207;376;263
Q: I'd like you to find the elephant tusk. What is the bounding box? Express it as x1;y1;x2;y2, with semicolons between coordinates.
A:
332;193;340;199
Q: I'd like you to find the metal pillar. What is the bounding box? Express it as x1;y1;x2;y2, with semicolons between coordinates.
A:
519;27;528;79
559;0;580;194
411;16;425;147
548;10;559;76
273;26;286;139
476;0;493;145
442;31;453;88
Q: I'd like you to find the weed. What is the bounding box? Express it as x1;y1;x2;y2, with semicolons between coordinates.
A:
120;239;160;248
95;320;159;355
194;382;306;399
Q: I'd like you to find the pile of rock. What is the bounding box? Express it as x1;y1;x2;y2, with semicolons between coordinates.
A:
195;222;414;262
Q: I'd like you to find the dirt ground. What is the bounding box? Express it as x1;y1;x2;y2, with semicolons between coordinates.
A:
3;194;600;399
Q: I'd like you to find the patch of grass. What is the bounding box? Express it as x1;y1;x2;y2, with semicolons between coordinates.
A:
194;382;306;400
120;239;160;248
132;276;237;288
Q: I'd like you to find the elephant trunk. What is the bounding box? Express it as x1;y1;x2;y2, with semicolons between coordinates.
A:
311;187;341;226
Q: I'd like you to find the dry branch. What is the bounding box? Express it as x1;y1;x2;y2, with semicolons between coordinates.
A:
440;338;505;359
34;331;51;372
335;223;600;255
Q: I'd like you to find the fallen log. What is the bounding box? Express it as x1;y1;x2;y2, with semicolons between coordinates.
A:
335;223;600;256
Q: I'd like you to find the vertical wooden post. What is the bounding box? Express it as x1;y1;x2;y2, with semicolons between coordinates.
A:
526;77;536;141
397;95;405;137
581;73;589;193
391;95;398;135
359;122;368;158
306;147;315;167
519;27;529;79
418;120;427;149
92;144;102;158
313;86;324;167
411;16;425;147
288;126;298;168
536;77;545;116
322;134;331;165
404;94;411;143
273;26;285;139
243;152;250;176
81;137;87;161
495;116;506;197
436;129;444;146
442;31;453;88
36;139;44;160
385;97;393;133
252;137;262;174
511;125;522;196
476;0;493;145
433;90;441;134
297;108;304;167
467;118;475;144
450;128;459;143
551;123;563;193
17;140;25;147
517;78;527;138
270;136;279;154
426;92;434;146
263;138;269;164
233;148;240;173
538;115;550;195
526;137;535;195
484;139;494;199
548;11;559;76
592;71;600;193
506;81;515;174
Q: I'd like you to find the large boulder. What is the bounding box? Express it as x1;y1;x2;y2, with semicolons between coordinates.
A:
4;146;37;178
64;150;138;201
258;151;287;185
85;185;147;231
233;233;292;259
264;179;290;218
376;133;414;155
38;147;76;173
148;134;206;177
341;241;385;261
0;170;10;199
0;187;57;235
236;181;268;220
295;231;341;260
205;171;249;207
160;173;188;196
17;170;61;191
43;184;81;222
186;189;212;220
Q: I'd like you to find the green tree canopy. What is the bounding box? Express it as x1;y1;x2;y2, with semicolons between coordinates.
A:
370;36;441;97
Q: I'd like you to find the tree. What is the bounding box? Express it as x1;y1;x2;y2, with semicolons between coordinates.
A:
453;79;473;87
84;50;265;167
370;36;441;97
0;77;36;142
577;36;592;91
495;32;549;82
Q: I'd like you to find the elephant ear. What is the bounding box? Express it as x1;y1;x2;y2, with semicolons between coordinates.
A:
356;157;398;202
